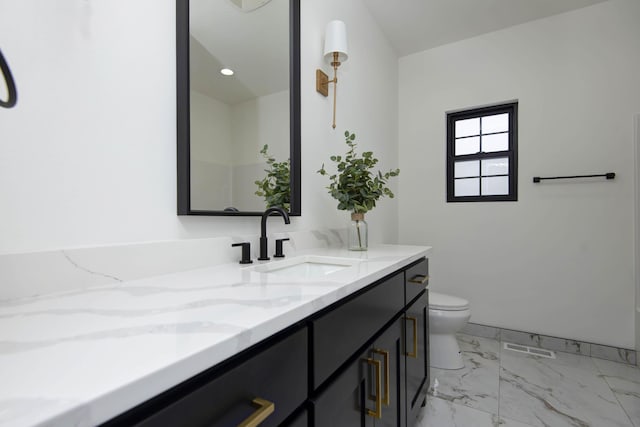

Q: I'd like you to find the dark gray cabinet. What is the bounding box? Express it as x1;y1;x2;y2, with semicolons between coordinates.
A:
405;258;428;305
370;318;406;427
312;318;405;427
313;319;405;427
405;291;429;426
312;345;374;427
286;409;308;427
104;257;430;427
104;328;307;427
312;271;404;389
403;258;430;426
312;257;430;427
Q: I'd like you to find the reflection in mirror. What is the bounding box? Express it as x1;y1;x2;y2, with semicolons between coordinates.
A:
176;0;300;216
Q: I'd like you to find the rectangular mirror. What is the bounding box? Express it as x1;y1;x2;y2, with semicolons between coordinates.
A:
176;0;301;216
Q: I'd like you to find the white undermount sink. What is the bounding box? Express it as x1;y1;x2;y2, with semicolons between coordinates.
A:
250;255;360;278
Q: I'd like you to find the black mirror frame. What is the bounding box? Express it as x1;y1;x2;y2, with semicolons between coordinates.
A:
176;0;301;216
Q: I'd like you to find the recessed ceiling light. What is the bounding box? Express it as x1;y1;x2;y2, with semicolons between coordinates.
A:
220;68;234;76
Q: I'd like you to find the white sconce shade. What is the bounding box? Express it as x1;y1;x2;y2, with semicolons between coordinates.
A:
323;20;348;63
317;20;349;128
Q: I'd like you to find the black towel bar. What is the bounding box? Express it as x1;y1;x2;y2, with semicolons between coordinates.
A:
533;173;615;183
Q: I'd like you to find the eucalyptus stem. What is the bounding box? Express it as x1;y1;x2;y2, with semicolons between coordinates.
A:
317;130;399;251
317;130;399;214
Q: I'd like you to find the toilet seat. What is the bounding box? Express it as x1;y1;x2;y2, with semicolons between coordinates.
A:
429;292;470;311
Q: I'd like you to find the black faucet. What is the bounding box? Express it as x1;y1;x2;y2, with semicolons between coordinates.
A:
258;207;290;260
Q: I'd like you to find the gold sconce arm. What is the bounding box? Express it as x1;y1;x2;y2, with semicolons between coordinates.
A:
316;52;344;129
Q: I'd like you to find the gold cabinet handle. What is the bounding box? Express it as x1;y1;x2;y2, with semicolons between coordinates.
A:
364;358;383;419
408;274;429;284
238;398;275;427
406;316;418;358
372;349;390;406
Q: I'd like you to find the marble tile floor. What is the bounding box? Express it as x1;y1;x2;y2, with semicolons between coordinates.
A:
417;334;640;427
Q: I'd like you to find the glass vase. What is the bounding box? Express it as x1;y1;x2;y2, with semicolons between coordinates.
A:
349;213;368;251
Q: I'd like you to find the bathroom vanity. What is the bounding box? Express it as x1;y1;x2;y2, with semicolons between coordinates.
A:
108;257;429;427
0;245;430;427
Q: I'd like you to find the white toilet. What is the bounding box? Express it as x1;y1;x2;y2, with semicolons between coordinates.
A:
429;292;471;370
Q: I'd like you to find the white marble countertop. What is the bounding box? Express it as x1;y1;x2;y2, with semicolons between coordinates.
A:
0;244;430;427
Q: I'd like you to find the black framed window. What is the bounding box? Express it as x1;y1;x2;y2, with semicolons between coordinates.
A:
446;102;518;202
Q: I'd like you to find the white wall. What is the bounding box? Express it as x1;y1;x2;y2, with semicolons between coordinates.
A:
230;90;289;210
190;89;290;211
399;0;640;348
190;91;232;210
231;90;290;165
301;0;399;242
0;0;399;254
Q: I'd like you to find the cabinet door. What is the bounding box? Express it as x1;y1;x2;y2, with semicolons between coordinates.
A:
313;318;405;427
313;272;404;389
405;291;429;427
285;408;308;427
312;347;374;427
369;318;404;427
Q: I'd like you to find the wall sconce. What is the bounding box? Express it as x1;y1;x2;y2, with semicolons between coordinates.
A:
316;20;348;129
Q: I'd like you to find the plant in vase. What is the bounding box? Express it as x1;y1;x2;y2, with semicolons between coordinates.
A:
318;131;400;250
254;144;291;211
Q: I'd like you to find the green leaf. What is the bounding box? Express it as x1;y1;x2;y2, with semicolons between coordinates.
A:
256;145;290;209
318;129;399;214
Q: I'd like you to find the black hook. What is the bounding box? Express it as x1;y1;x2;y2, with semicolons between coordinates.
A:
0;49;17;109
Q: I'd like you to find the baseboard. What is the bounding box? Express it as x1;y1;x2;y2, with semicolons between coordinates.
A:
462;322;637;366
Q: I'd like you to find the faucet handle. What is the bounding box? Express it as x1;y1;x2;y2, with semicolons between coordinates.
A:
274;238;290;258
231;242;253;264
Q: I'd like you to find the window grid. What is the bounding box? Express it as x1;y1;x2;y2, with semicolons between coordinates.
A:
455;130;509;139
446;102;518;202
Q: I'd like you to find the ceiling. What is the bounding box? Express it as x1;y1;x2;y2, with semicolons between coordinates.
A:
362;0;609;57
189;0;609;104
189;0;289;105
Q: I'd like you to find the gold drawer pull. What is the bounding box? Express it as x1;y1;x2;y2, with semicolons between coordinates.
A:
408;274;429;284
364;358;383;419
238;398;275;427
406;316;418;358
372;349;390;406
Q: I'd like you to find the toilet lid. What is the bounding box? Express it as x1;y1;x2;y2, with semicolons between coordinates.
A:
429;292;470;311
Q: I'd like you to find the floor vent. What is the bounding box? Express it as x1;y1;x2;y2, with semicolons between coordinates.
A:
503;342;556;359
